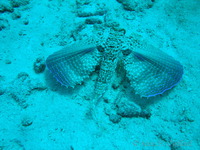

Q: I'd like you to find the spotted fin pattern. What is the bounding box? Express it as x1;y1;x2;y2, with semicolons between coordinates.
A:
46;42;100;87
123;44;183;97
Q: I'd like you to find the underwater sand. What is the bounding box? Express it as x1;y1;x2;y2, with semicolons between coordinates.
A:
0;0;200;149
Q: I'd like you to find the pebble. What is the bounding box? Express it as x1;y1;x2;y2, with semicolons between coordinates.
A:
10;0;30;8
0;88;5;95
117;101;142;118
11;11;21;20
85;18;102;24
17;72;29;81
33;57;46;73
21;118;33;127
116;0;153;12
77;10;106;17
23;18;29;25
109;114;122;123
76;0;92;5
0;1;14;13
5;59;11;64
0;18;9;31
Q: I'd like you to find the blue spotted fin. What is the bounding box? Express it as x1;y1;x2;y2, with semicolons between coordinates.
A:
124;44;183;97
46;41;100;87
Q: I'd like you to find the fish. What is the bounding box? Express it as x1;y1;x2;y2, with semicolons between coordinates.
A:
46;28;183;98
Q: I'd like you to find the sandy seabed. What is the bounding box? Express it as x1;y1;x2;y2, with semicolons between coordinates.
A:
0;0;200;149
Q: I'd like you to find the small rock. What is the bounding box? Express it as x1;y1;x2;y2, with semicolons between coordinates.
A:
85;18;102;24
23;18;29;25
139;110;151;119
0;18;9;31
170;142;183;150
17;72;29;81
117;101;142;118
83;95;91;101
11;93;28;108
109;114;121;123
77;9;106;17
10;0;30;8
18;30;26;36
5;59;11;64
0;1;14;13
12;11;21;20
40;42;44;46
156;132;172;143
76;0;92;6
21;118;32;127
77;11;92;17
33;57;46;73
0;88;5;95
31;82;47;91
117;0;153;12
